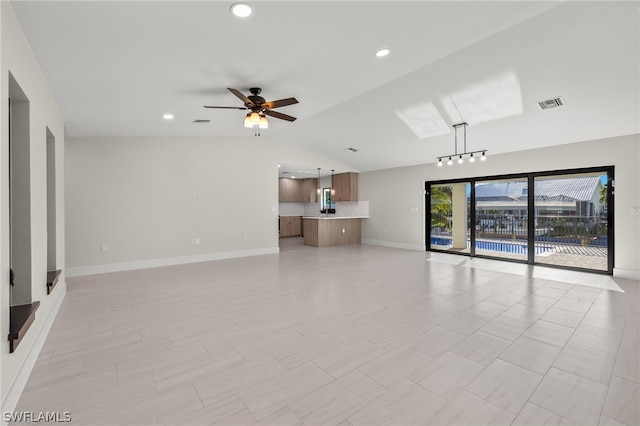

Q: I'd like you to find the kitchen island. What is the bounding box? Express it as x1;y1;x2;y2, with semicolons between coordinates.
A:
302;216;367;247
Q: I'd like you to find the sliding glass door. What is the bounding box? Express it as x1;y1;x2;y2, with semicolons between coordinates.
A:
426;166;613;274
429;182;471;253
533;172;609;272
474;177;529;261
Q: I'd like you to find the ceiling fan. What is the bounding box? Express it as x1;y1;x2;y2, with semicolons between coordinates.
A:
204;88;298;131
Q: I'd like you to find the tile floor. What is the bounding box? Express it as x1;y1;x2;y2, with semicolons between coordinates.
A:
15;238;640;425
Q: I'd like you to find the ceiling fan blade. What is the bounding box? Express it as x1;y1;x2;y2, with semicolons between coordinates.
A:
203;105;247;110
264;109;297;122
227;88;255;107
263;97;298;109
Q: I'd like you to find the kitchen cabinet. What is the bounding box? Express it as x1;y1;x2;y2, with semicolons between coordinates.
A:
302;217;362;246
331;172;358;201
279;178;318;202
280;216;302;237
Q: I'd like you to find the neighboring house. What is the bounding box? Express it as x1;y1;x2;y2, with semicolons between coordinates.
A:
474;176;604;217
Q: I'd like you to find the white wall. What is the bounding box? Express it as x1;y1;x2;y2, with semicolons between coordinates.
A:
1;2;66;413
65;136;354;275
360;134;640;276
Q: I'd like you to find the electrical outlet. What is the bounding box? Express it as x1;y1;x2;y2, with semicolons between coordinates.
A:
243;234;248;241
100;244;108;253
190;190;197;198
631;206;640;216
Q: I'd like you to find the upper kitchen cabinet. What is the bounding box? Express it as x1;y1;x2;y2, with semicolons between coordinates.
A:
332;172;358;201
279;178;318;202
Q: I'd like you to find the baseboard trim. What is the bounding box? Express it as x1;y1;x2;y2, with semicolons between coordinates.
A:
66;247;280;277
362;239;424;252
1;282;67;417
613;268;640;281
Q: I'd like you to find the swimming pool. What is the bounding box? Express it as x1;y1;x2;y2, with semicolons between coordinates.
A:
431;237;552;255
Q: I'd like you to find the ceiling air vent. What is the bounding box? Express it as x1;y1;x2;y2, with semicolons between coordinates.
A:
191;119;211;124
345;147;359;153
537;97;565;110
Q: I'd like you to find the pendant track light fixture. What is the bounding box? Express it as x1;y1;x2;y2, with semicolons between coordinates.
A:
437;122;487;167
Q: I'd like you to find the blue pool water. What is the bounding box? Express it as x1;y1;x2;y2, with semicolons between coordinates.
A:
431;237;550;255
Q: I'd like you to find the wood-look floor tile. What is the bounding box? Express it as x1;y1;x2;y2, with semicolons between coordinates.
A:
254;407;303;426
311;340;386;378
465;359;542;414
440;311;494;336
16;240;638;426
364;321;424;349
289;370;386;425
613;349;640;383
17;367;119;411
569;325;623;354
192;356;288;406
599;415;627;426
502;304;547;323
409;351;484;400
271;333;343;370
540;307;585;328
58;374;158;423
238;362;333;420
153;349;245;392
450;331;511;367
522;320;575;348
480;315;533;342
425;390;515;425
406;326;467;357
465;301;511;318
92;383;203;425
233;330;308;361
512;402;576;425
498;336;561;376
530;367;608;425
348;379;446;425
553;342;616;384
358;345;433;389
602;376;640;426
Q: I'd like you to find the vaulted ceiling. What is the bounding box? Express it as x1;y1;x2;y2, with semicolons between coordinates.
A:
10;1;640;175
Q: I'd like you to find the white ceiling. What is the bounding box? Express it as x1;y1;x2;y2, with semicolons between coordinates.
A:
10;1;640;174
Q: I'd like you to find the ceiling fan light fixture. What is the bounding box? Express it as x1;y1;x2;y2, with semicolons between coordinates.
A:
243;113;253;128
230;2;252;17
249;111;260;126
259;115;268;129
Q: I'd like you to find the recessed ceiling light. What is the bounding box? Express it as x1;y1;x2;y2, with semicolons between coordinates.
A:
230;3;252;17
277;164;281;168
162;114;174;120
375;48;390;58
291;176;296;179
